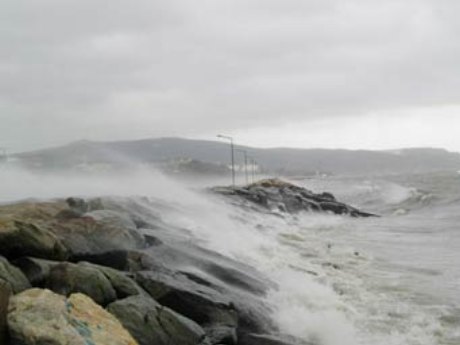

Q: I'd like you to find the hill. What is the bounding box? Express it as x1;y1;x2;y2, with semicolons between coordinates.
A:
12;137;460;176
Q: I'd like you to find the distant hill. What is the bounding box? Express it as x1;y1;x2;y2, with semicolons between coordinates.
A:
12;137;460;176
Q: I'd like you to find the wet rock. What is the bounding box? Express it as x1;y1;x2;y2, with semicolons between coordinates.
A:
136;233;275;336
212;178;377;217
54;210;145;257
16;257;143;300
239;333;314;345
0;219;68;260
72;249;148;272
47;262;117;306
66;197;89;214
8;288;138;345
136;270;238;331
81;262;144;299
13;257;57;286
204;325;237;345
0;280;11;344
108;295;207;345
0;256;31;293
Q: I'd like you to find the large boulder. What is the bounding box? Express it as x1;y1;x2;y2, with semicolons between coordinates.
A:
16;258;144;300
212;178;377;217
108;295;207;345
13;257;58;286
0;219;68;260
46;262;117;306
7;288;138;345
136;271;238;328
80;262;144;299
0;280;11;344
52;210;145;257
239;333;314;345
0;256;31;293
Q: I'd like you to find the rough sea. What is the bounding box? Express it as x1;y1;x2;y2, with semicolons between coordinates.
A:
0;168;458;344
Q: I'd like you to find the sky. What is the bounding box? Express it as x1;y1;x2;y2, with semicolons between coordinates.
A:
1;0;460;153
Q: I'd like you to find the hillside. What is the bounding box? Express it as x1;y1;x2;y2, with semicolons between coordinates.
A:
12;137;460;176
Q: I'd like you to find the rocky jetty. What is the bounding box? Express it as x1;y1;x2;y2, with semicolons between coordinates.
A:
212;178;377;217
0;193;316;345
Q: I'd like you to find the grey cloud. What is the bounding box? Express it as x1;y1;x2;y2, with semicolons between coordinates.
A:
1;0;459;151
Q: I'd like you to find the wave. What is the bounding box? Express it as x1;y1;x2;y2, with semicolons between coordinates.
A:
0;167;456;344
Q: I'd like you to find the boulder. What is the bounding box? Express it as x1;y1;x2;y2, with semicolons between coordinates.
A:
53;210;145;257
136;271;238;331
239;333;314;345
108;295;207;345
7;288;138;345
0;219;68;260
47;262;117;306
80;262;144;299
13;257;58;287
0;256;31;293
16;258;143;300
212;178;378;217
0;280;11;344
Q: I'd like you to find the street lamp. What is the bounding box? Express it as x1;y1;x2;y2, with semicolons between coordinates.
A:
236;149;249;185
217;134;235;187
248;157;257;183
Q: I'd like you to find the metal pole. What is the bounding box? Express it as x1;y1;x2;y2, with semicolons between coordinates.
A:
244;152;248;184
217;134;235;187
230;139;235;186
237;149;249;185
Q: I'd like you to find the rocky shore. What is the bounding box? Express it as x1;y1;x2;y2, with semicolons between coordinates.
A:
0;179;372;345
212;178;377;217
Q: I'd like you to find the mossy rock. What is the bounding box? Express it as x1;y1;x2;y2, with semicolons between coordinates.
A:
8;288;138;345
0;256;31;293
108;295;206;345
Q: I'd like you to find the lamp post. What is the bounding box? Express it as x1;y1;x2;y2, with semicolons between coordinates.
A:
237;149;249;185
217;134;235;187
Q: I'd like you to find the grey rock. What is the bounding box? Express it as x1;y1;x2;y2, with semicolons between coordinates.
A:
0;280;11;344
239;333;315;345
0;220;68;261
212;178;377;217
108;295;207;345
136;271;238;328
13;257;58;287
0;256;31;293
46;262;117;306
53;210;145;257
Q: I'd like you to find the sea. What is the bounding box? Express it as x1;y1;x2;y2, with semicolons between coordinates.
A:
166;170;460;345
0;167;459;345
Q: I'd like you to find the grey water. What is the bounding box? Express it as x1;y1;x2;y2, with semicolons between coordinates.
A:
297;171;460;344
0;167;458;344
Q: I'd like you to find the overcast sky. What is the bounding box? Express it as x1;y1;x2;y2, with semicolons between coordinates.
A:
1;0;460;152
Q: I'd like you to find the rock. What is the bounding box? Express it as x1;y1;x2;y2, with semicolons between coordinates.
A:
0;219;68;260
72;249;148;272
8;288;138;345
0;280;11;344
318;201;350;215
239;333;314;345
16;257;143;300
13;257;58;286
204;325;237;345
66;197;89;214
0;256;31;293
136;271;238;330
80;262;144;299
212;178;378;217
53;210;145;257
108;295;207;345
47;262;117;306
136;235;275;337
